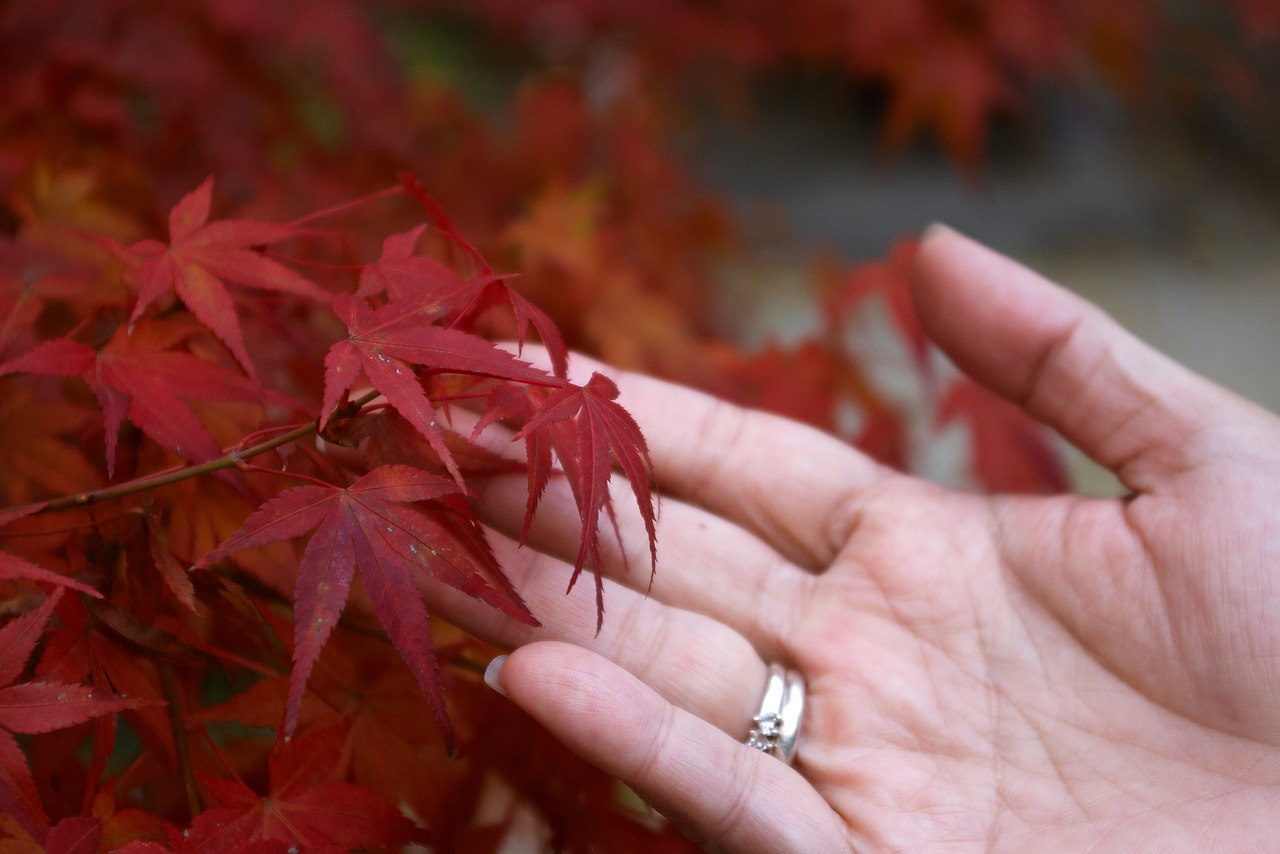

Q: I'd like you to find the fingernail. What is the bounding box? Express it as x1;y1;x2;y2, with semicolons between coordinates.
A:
484;655;507;696
923;222;958;241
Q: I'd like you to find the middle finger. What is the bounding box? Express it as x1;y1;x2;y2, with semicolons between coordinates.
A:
474;469;816;661
423;528;771;738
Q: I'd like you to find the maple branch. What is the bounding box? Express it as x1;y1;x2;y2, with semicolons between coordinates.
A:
160;663;202;823
4;390;382;518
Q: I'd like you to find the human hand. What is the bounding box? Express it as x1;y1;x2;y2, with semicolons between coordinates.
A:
432;226;1280;851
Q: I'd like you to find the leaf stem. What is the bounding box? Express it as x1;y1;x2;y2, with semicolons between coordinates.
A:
287;184;402;227
236;464;334;489
2;390;381;518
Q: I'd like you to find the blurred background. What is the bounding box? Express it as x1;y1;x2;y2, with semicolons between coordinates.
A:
5;0;1280;497
690;56;1280;493
437;0;1280;493
393;0;1280;495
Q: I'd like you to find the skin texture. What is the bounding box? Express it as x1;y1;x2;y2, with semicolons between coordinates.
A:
430;227;1280;852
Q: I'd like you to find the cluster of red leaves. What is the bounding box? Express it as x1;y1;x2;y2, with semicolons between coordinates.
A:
0;166;661;848
7;0;1267;850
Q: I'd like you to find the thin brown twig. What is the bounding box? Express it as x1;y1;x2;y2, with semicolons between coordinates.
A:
0;390;380;519
159;663;202;822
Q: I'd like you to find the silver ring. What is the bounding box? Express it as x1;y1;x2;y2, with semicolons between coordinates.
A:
746;663;804;764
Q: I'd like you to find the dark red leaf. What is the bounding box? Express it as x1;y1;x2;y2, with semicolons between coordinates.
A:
0;590;63;689
0;551;100;599
130;176;327;377
0;728;46;841
148;523;197;613
454;277;570;380
515;373;657;631
196;465;536;745
357;224;461;304
322;294;556;484
0;338;96;379
0;593;149;841
0;321;300;476
356;223;569;378
36;595;177;778
0;682;148;735
179;725;426;852
357;409;524;477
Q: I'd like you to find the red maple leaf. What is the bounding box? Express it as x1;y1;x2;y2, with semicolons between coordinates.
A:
358;223;569;378
0;320;297;475
195;465;537;747
480;373;657;632
321;293;558;485
357;224;463;305
0;590;150;842
189;629;472;833
128;176;327;377
176;725;427;853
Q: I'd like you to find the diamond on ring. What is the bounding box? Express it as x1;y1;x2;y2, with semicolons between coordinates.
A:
746;664;804;764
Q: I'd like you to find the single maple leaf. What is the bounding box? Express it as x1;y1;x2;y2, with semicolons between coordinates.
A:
36;593;178;796
0;590;149;842
128;176;327;377
191;629;472;833
0;320;297;475
32;606;169;829
388;178;571;377
321;293;557;485
358;224;569;378
356;224;460;304
177;723;427;852
195;465;537;747
487;373;656;631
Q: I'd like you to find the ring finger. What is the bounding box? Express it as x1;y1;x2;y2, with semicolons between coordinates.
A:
424;528;772;740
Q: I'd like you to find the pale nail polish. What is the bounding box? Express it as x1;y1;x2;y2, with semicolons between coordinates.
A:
484;655;508;696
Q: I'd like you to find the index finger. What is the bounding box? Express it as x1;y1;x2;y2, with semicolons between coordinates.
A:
516;346;889;570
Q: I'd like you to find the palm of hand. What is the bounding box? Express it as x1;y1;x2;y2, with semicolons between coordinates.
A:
448;229;1280;852
798;464;1280;850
